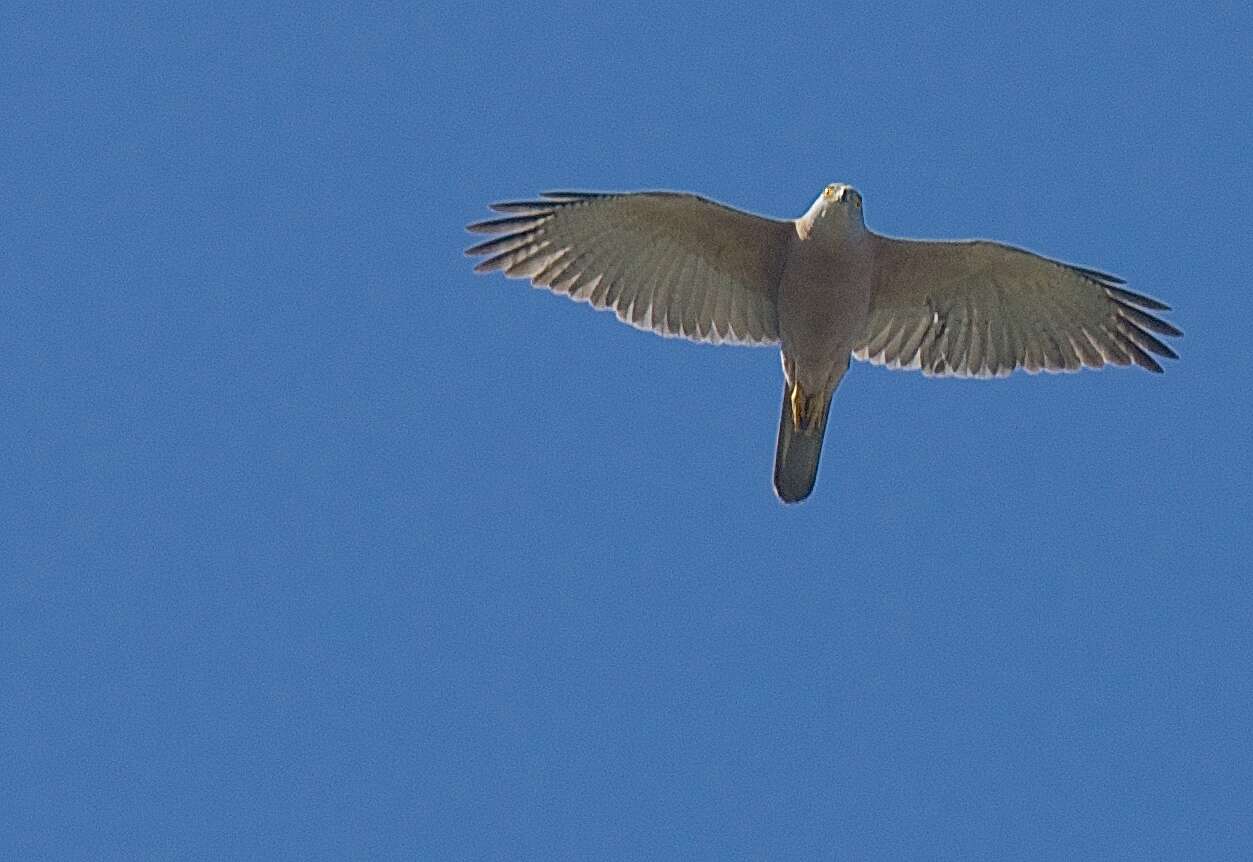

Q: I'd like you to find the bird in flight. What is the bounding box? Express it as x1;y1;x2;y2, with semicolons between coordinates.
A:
465;185;1180;503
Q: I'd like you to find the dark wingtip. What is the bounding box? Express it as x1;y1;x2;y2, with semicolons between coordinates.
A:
1113;299;1183;338
465;214;548;234
1101;284;1181;374
489;200;555;214
1105;284;1171;312
1113;331;1165;373
1115;316;1180;361
464;231;529;258
540;190;605;201
1138;332;1179;360
1074;264;1127;285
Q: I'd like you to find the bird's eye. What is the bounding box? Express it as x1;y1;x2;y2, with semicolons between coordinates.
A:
823;185;836;199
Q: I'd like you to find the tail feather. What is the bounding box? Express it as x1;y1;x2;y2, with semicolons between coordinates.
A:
773;386;832;503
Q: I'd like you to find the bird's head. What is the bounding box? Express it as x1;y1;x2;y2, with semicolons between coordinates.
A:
800;183;865;238
821;183;862;215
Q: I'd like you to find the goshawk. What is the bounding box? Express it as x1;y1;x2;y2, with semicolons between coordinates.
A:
466;186;1180;502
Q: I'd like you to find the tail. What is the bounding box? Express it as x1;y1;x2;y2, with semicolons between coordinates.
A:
773;383;833;504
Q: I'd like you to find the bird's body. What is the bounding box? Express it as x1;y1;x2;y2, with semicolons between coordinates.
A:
466;185;1180;502
780;187;872;398
771;186;874;500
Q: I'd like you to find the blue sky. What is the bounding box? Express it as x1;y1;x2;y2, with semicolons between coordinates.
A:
3;2;1250;858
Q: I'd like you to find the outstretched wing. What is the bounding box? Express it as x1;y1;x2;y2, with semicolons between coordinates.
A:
466;192;792;345
853;236;1181;376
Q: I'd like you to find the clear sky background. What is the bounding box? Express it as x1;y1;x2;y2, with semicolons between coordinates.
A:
3;3;1250;859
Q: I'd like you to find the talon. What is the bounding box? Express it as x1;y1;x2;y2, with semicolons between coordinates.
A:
789;382;828;432
790;381;806;427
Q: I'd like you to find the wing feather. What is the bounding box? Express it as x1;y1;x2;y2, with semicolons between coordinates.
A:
854;237;1180;377
654;247;688;334
627;241;673;329
466;191;790;345
611;241;661;322
963;305;983;376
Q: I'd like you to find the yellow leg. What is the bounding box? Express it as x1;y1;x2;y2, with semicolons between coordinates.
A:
790;381;806;428
789;381;827;432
